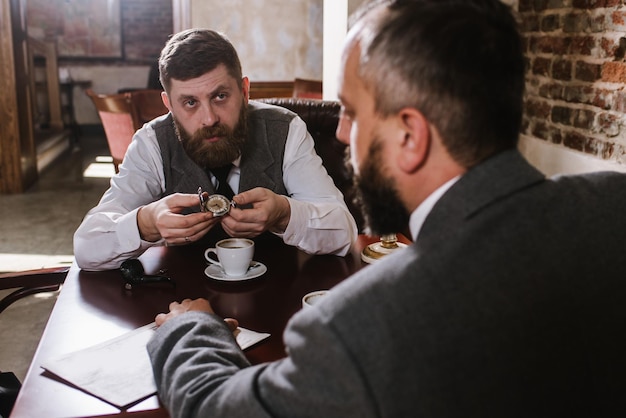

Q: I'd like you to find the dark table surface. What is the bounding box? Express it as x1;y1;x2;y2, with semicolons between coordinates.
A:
11;235;409;418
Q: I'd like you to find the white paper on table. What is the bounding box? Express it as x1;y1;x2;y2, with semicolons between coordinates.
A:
40;322;270;409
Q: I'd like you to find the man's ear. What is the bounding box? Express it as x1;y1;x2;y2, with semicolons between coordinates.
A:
161;91;172;112
241;77;250;102
397;108;430;173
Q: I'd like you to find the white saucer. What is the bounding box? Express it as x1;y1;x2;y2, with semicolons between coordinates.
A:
204;261;267;281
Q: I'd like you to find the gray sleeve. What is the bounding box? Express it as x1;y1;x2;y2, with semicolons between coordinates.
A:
147;310;376;418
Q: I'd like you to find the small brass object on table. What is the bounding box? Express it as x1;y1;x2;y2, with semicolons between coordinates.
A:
361;233;408;264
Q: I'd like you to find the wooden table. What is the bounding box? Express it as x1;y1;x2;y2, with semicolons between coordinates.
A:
11;235;408;417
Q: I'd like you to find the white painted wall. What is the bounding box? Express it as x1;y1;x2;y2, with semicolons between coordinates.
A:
519;135;626;175
79;0;329;124
322;0;366;100
323;0;347;100
190;0;322;82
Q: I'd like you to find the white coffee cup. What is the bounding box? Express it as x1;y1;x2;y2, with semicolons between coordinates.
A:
302;290;328;309
204;238;254;277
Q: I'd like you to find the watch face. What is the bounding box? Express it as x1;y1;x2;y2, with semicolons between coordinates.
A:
204;194;231;216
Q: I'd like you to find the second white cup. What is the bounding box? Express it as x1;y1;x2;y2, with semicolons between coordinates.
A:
204;238;254;277
302;290;328;309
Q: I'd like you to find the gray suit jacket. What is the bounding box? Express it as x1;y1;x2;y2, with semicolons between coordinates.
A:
148;149;626;417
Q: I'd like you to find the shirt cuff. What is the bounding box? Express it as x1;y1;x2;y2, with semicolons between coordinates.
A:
279;197;312;244
116;207;163;253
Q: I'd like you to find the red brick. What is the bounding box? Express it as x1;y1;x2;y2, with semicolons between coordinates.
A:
532;36;570;54
596;112;621;137
590;14;607;32
532;57;551;76
548;124;564;144
538;82;564;100
563;85;592;104
592;88;616;110
612;11;626;25
563;12;591;33
553;59;573;80
602;62;626;82
541;14;560;32
576;61;602;82
552;106;573;124
563;131;586;151
600;37;619;58
569;36;595;55
573;108;596;129
585;136;614;158
525;99;552;118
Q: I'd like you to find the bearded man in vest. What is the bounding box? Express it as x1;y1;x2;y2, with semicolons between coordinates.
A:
74;29;357;271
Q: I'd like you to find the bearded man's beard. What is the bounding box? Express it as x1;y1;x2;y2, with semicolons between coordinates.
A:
351;137;410;236
175;101;248;169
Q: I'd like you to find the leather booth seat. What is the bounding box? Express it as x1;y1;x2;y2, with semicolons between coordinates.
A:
257;98;364;232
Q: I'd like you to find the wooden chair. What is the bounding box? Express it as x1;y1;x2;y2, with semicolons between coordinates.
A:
0;265;69;415
0;266;69;314
293;78;323;99
249;81;294;99
86;89;138;173
87;89;169;172
128;89;168;127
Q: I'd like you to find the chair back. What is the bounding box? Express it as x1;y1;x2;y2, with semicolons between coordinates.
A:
86;89;138;173
129;89;168;128
0;266;69;314
257;98;363;231
293;78;323;99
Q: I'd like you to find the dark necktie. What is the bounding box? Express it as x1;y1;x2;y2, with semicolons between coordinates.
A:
210;164;234;200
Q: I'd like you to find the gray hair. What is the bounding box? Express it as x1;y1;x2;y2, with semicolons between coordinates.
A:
351;0;525;168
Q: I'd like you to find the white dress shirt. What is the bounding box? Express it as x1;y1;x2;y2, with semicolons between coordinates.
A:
74;115;357;270
409;176;460;241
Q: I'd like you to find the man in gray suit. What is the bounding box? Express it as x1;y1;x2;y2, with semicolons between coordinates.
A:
148;0;626;416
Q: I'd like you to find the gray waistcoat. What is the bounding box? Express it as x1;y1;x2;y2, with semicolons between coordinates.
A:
152;101;293;200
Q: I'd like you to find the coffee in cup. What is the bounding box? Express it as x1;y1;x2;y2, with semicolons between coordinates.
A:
204;238;254;277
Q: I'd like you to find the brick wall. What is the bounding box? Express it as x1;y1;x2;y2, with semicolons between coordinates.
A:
122;0;173;63
28;0;172;65
519;0;626;164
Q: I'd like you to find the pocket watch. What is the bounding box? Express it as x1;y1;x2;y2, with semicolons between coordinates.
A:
198;187;235;217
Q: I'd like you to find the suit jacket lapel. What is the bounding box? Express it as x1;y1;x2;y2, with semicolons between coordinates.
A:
418;149;545;242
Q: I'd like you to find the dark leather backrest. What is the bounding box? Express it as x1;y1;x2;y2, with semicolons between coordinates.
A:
256;98;364;231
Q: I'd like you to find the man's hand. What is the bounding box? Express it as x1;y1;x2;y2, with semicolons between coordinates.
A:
137;193;219;244
222;187;291;237
155;298;239;331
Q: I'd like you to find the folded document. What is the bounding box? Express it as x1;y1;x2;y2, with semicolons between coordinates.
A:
41;322;270;409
